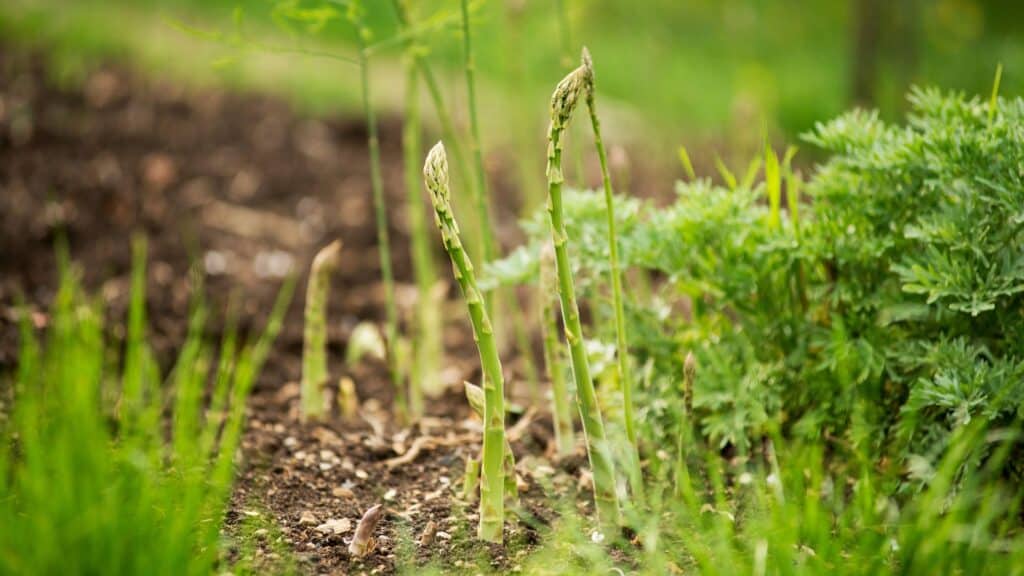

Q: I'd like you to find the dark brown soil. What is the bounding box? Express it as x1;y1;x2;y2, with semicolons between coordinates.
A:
0;48;593;574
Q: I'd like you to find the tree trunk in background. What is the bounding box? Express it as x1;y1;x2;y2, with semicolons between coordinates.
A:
851;0;882;106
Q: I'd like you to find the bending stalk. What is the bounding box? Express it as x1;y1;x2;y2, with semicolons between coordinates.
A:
301;240;342;421
545;63;621;531
351;8;404;417
540;243;575;455
581;48;643;499
424;142;506;543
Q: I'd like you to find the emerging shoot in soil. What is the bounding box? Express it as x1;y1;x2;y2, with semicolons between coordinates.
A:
545;62;621;532
348;503;384;558
424;141;507;543
302;239;342;421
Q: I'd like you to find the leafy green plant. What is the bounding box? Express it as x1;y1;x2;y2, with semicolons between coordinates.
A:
0;238;293;574
424;141;507;543
490;85;1024;486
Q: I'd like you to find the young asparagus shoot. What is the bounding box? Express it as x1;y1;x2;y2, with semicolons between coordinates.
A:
580;47;643;500
301;240;342;421
424;141;506;543
348;503;384;558
465;382;519;505
349;2;404;419
545;63;621;532
540;242;575;455
338;376;359;421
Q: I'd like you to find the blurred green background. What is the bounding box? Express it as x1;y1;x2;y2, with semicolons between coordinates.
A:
3;0;1021;158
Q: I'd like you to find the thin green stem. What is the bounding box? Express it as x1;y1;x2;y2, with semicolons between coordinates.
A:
425;142;505;543
546;65;621;532
581;48;643;501
353;23;403;418
394;0;442;411
460;0;497;298
391;0;482;266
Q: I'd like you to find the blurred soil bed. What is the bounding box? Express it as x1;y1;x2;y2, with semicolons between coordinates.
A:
0;48;628;573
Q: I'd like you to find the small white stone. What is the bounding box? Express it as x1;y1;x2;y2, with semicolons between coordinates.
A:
315;518;352;535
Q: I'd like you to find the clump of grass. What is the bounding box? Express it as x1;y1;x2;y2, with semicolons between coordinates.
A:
0;238;293;574
545;61;620;532
301;239;341;421
424;141;507;543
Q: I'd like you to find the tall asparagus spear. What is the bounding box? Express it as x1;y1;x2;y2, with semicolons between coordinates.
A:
545;63;621;532
424;142;506;543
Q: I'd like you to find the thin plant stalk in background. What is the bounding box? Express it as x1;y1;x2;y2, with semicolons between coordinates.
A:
459;0;497;277
545;63;621;532
394;0;442;415
424;141;506;543
540;242;575;455
301;240;342;421
349;2;404;418
390;0;488;316
580;48;643;500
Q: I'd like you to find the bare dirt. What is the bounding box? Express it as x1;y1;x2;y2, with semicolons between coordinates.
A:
0;49;597;574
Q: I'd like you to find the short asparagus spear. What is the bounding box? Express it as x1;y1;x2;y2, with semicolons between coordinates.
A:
424;141;506;543
545;63;621;532
301;240;342;421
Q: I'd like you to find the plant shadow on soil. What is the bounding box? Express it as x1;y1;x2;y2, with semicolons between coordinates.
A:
0;48;609;574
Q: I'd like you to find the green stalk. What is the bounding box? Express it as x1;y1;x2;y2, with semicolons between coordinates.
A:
459;0;497;283
545;63;621;532
395;0;442;410
540;243;575;455
580;48;643;500
301;240;342;421
390;0;482;276
351;7;404;418
424;142;505;543
465;381;518;505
